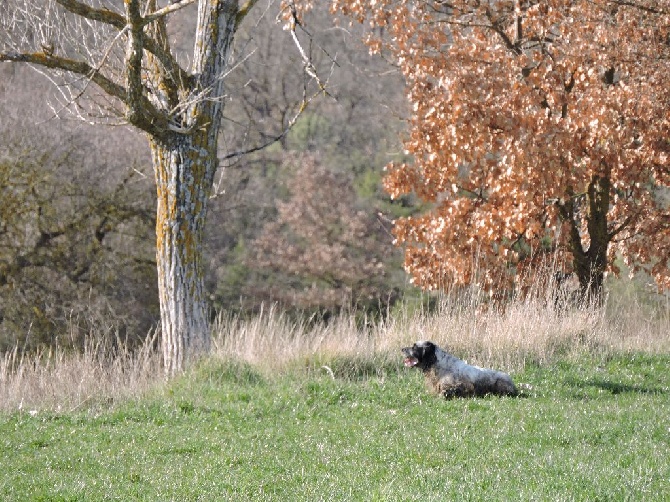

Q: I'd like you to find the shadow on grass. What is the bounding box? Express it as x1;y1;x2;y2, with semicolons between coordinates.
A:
565;377;667;396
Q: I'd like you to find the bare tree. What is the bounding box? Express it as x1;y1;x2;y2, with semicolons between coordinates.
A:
0;0;324;374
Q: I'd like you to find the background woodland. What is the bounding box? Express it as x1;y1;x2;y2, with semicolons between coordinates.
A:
1;0;668;353
0;6;416;352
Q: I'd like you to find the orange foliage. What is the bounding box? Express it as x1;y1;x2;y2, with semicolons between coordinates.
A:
330;0;670;294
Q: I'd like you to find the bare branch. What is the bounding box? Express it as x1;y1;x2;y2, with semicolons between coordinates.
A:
221;88;314;161
55;0;193;89
141;0;198;26
142;0;197;25
1;50;171;137
283;1;333;95
55;0;125;29
236;0;261;30
40;25;131;122
0;50;125;100
125;0;146;126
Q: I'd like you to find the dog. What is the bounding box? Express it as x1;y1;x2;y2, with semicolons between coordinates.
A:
402;341;518;398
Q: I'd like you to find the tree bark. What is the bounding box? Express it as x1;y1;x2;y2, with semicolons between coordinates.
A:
149;0;237;375
151;128;218;375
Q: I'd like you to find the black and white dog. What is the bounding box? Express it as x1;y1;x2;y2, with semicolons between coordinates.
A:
402;341;518;398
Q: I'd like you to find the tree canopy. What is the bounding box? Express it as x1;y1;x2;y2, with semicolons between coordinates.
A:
332;0;670;300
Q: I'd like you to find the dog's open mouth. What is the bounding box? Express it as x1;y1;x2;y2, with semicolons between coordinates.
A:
404;357;418;367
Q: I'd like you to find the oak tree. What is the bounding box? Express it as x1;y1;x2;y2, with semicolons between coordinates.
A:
1;0;323;373
333;0;670;302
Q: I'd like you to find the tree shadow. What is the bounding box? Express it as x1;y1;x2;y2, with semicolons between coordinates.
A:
565;377;667;396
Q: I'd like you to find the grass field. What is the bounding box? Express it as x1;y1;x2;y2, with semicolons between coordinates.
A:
1;352;669;501
1;290;669;500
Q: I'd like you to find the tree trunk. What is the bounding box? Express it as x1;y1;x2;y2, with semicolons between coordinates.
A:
564;175;611;305
151;128;218;376
150;0;237;375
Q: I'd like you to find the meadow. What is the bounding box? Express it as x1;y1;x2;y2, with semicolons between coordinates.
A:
1;286;669;500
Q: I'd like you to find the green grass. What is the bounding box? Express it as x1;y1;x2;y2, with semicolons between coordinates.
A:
1;353;669;501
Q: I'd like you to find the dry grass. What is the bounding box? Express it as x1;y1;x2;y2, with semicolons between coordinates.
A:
2;285;669;413
211;290;670;375
0;332;162;414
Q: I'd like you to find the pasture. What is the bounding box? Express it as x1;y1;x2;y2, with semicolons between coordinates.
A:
1;293;669;500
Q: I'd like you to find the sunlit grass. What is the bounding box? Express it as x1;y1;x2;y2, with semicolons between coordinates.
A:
1;353;668;500
1;281;669;499
1;279;668;413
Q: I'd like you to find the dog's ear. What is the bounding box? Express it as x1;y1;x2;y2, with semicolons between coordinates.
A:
414;340;435;360
422;341;436;358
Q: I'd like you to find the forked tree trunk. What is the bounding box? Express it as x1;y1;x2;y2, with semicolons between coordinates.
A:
562;174;611;305
150;0;237;375
151;128;218;375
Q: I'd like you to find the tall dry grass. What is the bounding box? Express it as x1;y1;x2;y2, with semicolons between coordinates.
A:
2;282;669;413
211;287;670;374
0;331;162;414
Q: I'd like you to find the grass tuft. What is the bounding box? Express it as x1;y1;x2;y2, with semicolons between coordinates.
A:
0;330;161;414
190;358;266;387
300;351;403;380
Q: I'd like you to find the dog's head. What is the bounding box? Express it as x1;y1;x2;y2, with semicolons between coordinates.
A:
401;341;438;370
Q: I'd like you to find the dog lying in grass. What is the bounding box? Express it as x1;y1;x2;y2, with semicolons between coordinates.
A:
402;341;518;398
